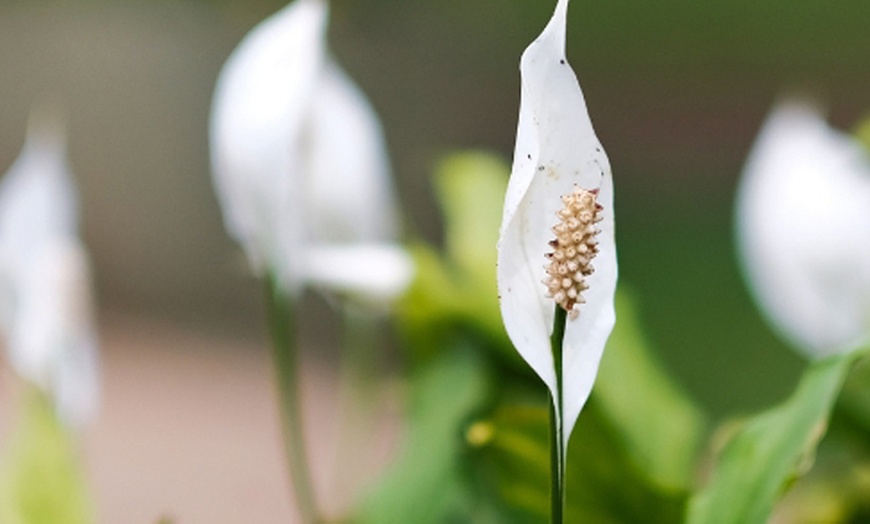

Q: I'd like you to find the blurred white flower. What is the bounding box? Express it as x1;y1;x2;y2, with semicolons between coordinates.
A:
210;0;405;300
497;0;617;452
303;244;413;306
736;99;870;358
13;239;99;430
0;114;77;328
0;111;99;429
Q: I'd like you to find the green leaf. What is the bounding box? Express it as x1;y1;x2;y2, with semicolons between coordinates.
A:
396;151;524;369
565;402;687;524
0;388;94;524
853;116;870;152
686;351;856;524
436;152;507;285
433;152;511;346
466;403;550;523
468;399;687;524
596;291;705;490
356;345;490;524
836;354;870;435
395;243;465;358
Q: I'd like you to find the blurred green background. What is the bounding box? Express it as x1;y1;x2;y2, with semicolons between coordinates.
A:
1;0;869;418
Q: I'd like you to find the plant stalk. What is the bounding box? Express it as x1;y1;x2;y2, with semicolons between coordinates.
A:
332;304;380;504
264;277;319;524
549;306;567;524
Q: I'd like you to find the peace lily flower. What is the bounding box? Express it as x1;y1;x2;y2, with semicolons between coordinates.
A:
209;0;406;300
211;3;409;520
0;111;99;430
736;99;870;359
497;0;617;456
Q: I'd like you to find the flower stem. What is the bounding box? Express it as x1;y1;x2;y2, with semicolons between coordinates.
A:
332;305;380;504
549;306;567;524
264;276;319;524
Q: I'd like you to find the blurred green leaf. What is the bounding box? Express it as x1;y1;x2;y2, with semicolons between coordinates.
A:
436;152;506;286
596;291;705;490
566;403;688;524
0;388;94;524
853;116;870;152
466;404;549;524
391;242;459;358
835;356;870;435
773;353;870;522
465;292;699;523
468;399;688;524
396;151;523;369
686;351;856;524
356;344;490;524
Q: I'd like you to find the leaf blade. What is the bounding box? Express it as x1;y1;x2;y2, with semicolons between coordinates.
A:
686;352;855;524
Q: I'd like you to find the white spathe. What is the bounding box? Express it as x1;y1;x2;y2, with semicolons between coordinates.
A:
736;99;870;358
303;244;414;306
13;238;100;430
497;0;617;452
0;115;77;302
210;0;403;300
0;112;99;429
304;62;399;245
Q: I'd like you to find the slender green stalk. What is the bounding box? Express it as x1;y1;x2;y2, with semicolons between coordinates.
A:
264;277;319;524
332;305;380;502
549;306;567;524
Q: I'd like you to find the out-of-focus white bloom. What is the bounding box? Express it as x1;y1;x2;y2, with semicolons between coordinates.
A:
0;111;99;429
497;0;617;452
303;244;413;305
210;0;404;300
13;239;99;429
0;115;77;329
736;99;870;359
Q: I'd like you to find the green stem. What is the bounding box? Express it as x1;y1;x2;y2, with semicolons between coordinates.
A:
264;277;319;524
332;305;380;503
549;306;567;524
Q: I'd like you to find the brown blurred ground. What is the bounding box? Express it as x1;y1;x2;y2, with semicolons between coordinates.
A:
87;313;297;523
0;311;398;524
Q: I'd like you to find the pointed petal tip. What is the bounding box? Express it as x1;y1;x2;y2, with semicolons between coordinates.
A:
522;0;571;61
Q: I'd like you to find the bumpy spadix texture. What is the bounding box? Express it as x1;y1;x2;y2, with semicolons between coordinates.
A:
544;186;602;320
736;99;870;358
210;0;403;299
0;113;99;429
497;0;617;451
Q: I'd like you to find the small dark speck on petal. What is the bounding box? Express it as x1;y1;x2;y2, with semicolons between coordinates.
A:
537;165;545;171
560;59;565;65
527;154;532;160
